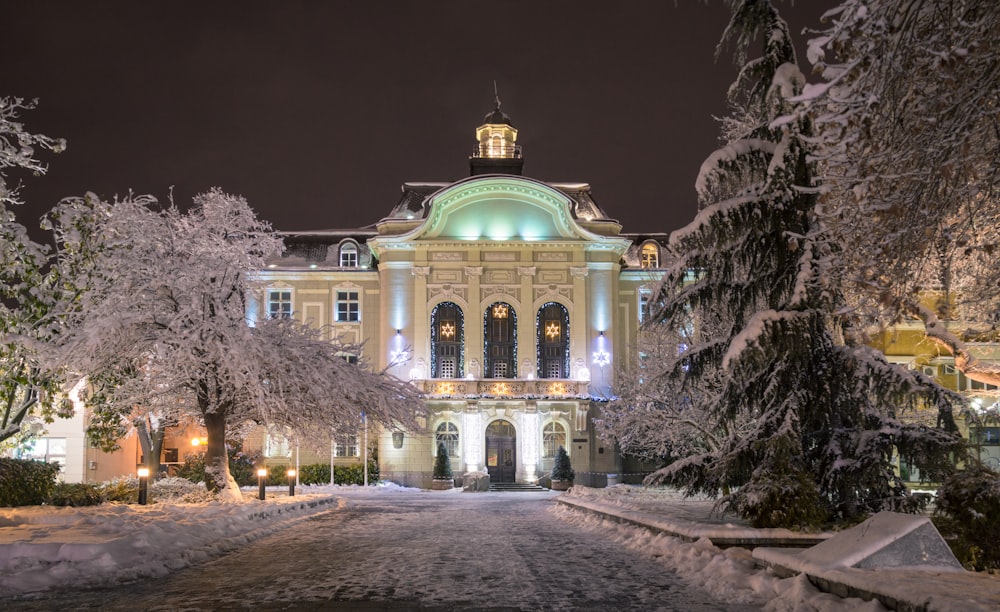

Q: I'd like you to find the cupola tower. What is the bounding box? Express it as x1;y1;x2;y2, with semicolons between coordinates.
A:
470;87;524;176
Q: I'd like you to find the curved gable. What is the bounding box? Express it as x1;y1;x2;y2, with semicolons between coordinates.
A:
416;177;585;241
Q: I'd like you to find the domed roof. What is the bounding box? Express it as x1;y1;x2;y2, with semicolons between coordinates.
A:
483;103;514;127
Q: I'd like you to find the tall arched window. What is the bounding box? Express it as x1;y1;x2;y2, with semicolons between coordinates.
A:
435;422;459;457
431;302;464;378
543;422;567;458
641;242;659;269
537;302;569;378
484;302;516;378
339;242;358;267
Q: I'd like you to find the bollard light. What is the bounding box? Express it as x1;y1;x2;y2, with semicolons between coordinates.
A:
257;468;267;500
137;467;150;505
287;469;296;497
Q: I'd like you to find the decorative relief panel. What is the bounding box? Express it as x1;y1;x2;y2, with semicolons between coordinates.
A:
431;252;463;261
411;266;430;277
536;252;568;261
485;270;515;284
517;266;537;277
463;266;483;277
534;285;572;302
483;252;517;261
428;284;468;303
569;267;589;278
538;271;566;283
482;286;520;302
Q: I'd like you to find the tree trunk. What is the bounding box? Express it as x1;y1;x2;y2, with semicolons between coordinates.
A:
202;409;241;501
136;420;165;482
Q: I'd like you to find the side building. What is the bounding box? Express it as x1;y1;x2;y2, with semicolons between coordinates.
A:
252;102;668;488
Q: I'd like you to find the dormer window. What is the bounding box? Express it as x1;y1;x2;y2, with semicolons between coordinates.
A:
339;242;358;268
641;243;659;269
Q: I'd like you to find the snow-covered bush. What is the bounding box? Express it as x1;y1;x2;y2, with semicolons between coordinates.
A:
149;476;217;503
933;465;1000;571
46;482;106;507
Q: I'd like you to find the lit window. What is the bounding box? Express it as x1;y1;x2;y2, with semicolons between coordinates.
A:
17;437;67;466
336;290;360;322
641;243;659;269
543;422;566;458
436;422;459;457
334;434;359;457
268;289;292;319
339;243;358;268
485;302;516;379
432;303;464;378
537;302;569;379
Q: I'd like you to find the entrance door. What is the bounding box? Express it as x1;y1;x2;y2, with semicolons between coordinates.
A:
485;419;516;483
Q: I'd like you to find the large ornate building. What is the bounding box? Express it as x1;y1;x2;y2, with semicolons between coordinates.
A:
252;101;668;488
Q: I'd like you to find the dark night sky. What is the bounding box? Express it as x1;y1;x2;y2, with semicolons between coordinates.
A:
5;1;833;237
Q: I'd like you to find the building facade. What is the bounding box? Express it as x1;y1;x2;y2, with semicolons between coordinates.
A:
253;102;668;488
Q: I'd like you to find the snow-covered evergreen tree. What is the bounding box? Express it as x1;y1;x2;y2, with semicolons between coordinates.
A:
806;0;1000;387
0;97;67;444
642;0;964;527
46;189;423;500
433;442;453;480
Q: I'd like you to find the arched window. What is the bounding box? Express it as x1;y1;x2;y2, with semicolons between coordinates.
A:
543;422;566;458
484;302;516;378
431;302;464;378
436;422;459;457
537;302;569;378
339;242;358;267
641;243;659;269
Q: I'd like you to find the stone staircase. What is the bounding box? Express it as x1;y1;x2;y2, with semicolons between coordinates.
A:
489;482;547;492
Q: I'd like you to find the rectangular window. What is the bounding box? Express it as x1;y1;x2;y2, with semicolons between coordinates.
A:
638;288;652;323
268;289;292;319
335;435;359;457
336;290;360;322
340;246;358;268
440;358;455;379
971;427;1000;446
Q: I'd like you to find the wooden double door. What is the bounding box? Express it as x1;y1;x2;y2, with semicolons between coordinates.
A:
485;419;516;483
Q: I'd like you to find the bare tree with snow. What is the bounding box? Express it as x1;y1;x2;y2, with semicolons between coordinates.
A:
0;96;67;445
805;0;1000;387
640;0;964;528
46;189;422;500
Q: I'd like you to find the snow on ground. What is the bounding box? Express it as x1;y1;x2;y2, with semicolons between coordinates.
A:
0;482;408;597
557;486;886;612
2;481;889;610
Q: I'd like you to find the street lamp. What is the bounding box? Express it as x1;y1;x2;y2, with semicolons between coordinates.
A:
137;467;150;505
257;468;267;500
287;469;296;497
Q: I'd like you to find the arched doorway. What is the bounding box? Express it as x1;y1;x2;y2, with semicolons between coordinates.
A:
485;419;516;483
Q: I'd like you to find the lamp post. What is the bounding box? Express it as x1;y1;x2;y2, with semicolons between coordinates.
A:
287;469;296;497
257;468;267;500
137;467;149;505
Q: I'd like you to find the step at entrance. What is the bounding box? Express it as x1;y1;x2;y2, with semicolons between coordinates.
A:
489;482;547;492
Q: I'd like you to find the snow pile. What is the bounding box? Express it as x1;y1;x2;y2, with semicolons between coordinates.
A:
0;483;408;597
557;486;886;611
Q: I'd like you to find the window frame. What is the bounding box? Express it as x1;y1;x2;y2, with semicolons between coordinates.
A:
335;289;361;323
339;242;359;268
267;288;293;319
435;421;460;457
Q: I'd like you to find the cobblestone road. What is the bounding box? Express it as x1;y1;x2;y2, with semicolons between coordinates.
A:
12;490;758;611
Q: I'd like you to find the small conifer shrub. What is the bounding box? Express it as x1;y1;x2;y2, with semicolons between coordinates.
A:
551;446;574;482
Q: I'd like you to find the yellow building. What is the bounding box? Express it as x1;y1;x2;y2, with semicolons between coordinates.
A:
253;101;668;488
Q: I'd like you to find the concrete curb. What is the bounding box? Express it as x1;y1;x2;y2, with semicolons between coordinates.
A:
555;496;827;549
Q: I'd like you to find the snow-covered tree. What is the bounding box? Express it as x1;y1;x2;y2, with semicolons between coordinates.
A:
805;0;1000;386
641;0;964;527
46;189;423;500
0;97;67;444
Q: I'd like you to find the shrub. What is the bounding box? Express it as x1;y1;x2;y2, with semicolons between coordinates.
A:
933;464;1000;571
298;463;330;485
551;446;575;481
46;482;106;507
100;476;140;502
433;442;453;480
177;444;265;487
150;476;217;503
0;458;61;506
